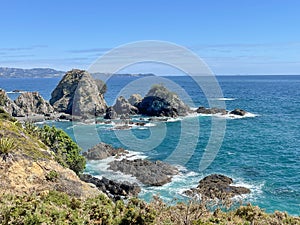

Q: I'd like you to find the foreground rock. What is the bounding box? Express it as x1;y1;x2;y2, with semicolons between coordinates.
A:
50;69;107;117
83;142;128;160
184;174;250;199
108;158;179;186
0;89;25;117
138;85;190;117
230;108;247;116
80;174;140;199
14;92;54;115
196;106;227;115
0;117;99;198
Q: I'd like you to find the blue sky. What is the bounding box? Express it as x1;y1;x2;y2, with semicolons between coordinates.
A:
0;0;300;75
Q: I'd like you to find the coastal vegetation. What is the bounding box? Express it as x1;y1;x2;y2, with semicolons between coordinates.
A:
0;190;299;224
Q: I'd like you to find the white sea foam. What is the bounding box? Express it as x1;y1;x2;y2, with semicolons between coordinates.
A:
166;117;183;122
215;97;236;101
86;150;147;184
144;122;156;127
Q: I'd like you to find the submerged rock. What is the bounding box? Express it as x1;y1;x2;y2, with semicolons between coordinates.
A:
184;174;250;199
50;69;107;117
230;108;247;116
108;158;179;186
80;174;141;198
15;92;54;115
83;142;128;160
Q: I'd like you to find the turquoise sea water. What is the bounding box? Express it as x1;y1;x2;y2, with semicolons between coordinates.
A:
0;75;299;215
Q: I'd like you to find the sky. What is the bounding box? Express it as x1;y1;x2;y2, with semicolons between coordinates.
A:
0;0;300;75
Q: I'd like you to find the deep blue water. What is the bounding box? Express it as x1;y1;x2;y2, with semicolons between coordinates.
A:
0;75;299;215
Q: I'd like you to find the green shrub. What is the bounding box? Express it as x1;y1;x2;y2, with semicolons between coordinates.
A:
38;125;86;174
46;170;59;182
0;137;17;154
24;124;86;174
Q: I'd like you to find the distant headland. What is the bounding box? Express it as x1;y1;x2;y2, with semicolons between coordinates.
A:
0;67;155;78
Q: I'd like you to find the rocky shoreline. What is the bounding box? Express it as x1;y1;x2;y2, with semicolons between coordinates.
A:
0;69;253;200
1;69;251;125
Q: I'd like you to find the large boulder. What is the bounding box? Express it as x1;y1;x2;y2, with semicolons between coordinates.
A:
108;158;179;186
83;142;128;160
113;96;139;115
14;92;54;115
80;174;141;198
138;85;190;117
50;69;107;117
0;89;24;117
183;174;251;199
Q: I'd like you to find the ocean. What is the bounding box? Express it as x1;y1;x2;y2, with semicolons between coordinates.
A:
0;75;299;215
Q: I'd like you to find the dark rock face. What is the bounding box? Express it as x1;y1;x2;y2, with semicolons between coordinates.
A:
113;96;139;115
80;174;141;198
83;142;128;160
138;85;190;117
184;174;251;199
196;106;227;115
14;92;54;115
104;107;118;119
128;94;143;107
108;158;179;186
0;89;25;117
230;108;247;116
50;69;107;117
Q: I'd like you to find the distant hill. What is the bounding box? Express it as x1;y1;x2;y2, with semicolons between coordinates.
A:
0;67;65;78
0;67;155;78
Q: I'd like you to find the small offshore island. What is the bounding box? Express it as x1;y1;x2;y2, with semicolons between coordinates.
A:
0;69;299;224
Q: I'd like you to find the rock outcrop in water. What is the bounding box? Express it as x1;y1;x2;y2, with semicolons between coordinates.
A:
108;158;179;186
230;108;247;116
14;92;54;115
83;142;128;160
50;69;107;117
183;174;250;199
128;94;143;107
0;89;25;117
137;84;190;117
104;107;118;119
196;106;227;115
113;96;139;115
80;174;140;199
